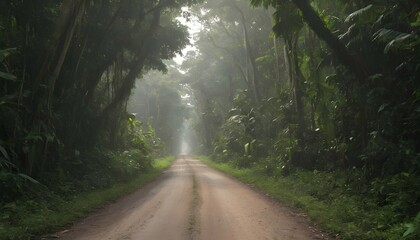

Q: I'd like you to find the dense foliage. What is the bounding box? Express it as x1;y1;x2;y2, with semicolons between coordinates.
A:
1;0;419;239
0;0;197;234
181;0;420;239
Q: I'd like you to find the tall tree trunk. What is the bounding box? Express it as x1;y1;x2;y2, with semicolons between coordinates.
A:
207;36;250;90
35;0;87;113
292;38;306;146
291;0;368;147
273;37;282;84
25;0;87;175
291;0;367;81
228;74;234;106
285;36;306;146
229;0;260;105
101;10;161;118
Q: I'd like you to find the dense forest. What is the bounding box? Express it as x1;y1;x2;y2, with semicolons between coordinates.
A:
0;0;419;239
178;0;420;239
0;0;196;238
0;0;197;185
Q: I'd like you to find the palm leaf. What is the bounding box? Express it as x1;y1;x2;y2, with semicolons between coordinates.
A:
0;71;17;81
0;48;16;62
345;4;373;23
373;28;418;53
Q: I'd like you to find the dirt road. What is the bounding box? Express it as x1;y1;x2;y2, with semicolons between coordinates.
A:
57;157;327;240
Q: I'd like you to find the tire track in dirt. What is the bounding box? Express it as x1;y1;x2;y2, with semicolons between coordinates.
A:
54;157;329;240
188;171;201;240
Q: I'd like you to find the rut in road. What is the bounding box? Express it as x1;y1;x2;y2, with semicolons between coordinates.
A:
56;157;328;240
188;172;200;240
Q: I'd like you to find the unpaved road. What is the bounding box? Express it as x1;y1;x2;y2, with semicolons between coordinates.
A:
56;157;328;240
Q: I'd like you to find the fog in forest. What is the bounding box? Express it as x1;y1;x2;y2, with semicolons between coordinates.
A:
1;0;419;239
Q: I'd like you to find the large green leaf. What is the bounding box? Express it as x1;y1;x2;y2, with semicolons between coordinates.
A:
345;4;373;23
0;48;16;62
250;0;274;8
0;145;10;161
0;71;17;81
0;145;14;169
18;173;40;184
244;142;250;155
373;28;418;53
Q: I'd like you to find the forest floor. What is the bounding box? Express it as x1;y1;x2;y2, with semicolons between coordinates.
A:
53;156;328;240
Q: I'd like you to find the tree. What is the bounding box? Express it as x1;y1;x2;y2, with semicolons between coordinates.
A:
0;0;198;177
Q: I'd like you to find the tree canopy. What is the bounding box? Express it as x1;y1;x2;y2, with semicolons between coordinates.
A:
0;0;419;239
177;1;419;238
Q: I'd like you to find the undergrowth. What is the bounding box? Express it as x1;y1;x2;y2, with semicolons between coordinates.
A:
199;156;419;240
0;154;174;240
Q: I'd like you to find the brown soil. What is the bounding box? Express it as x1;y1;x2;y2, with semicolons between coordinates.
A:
55;157;329;240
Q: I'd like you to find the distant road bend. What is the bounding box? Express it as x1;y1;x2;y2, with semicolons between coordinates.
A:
57;156;328;240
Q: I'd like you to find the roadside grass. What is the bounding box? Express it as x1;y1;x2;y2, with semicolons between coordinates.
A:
198;156;411;240
0;156;174;240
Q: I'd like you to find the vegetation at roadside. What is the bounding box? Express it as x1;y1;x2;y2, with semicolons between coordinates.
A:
176;1;419;239
1;1;193;239
200;156;419;240
0;156;174;240
1;0;419;239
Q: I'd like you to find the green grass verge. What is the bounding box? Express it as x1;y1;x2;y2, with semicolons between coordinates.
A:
198;156;410;240
0;156;174;240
